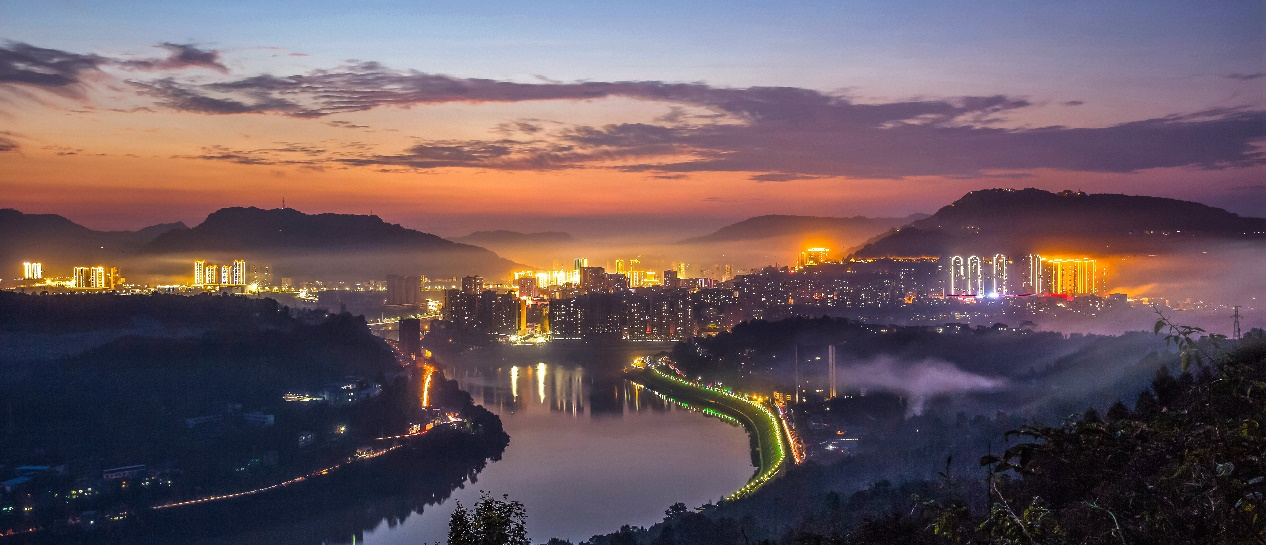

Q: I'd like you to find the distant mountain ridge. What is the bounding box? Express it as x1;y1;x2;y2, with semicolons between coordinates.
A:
140;207;520;278
0;207;520;281
144;207;455;252
0;208;186;272
680;214;926;245
851;188;1266;258
452;230;574;247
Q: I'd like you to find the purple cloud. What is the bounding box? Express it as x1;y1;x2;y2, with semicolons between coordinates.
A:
0;133;19;153
0;42;105;95
120;43;229;73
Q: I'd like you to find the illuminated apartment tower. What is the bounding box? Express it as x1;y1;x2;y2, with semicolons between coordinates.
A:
21;262;42;280
461;275;484;295
615;259;626;275
1048;258;1097;296
73;266;107;289
966;256;983;294
194;260;207;286
991;254;1008;296
948;256;966;295
515;275;539;299
663;269;679;289
798;248;830;268
230;260;247;286
1025;254;1045;294
572;258;588;271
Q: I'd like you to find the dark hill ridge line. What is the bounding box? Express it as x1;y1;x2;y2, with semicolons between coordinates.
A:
851;188;1266;258
143;206;466;252
0;208;188;269
451;230;574;246
679;214;926;244
0;208;188;240
137;206;523;278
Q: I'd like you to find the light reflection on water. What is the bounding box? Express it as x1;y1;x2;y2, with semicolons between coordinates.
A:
361;347;754;544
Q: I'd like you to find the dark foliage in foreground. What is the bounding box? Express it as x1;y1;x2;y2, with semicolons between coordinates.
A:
574;329;1266;544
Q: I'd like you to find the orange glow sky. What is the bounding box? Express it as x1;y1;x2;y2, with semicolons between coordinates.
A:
1;2;1262;236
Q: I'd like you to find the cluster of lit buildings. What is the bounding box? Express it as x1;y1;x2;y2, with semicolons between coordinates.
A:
792;249;1102;298
193;260;248;287
946;254;1100;297
421;247;1120;342
435;257;742;341
14;261;120;290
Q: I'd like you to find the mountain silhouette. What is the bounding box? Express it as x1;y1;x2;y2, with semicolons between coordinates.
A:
140;207;519;278
851;188;1266;257
680;214;924;245
0;208;186;273
452;230;574;247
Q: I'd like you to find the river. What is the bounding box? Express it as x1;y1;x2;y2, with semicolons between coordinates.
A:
360;343;755;544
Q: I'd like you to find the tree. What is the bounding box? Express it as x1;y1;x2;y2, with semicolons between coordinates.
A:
448;492;530;545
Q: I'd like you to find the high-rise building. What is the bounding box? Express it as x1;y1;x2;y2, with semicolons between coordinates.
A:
515;275;539;299
230;260;247;286
461;275;484;295
966;256;983;295
580;267;606;293
1048;258;1097;296
73;266;107;289
948;256;967;295
663;270;679;289
22;262;43;280
990;254;1008;296
387;275;422;305
615;259;626;275
194;259;246;287
399;318;421;357
798;248;830;268
573;258;589;271
1021;255;1097;295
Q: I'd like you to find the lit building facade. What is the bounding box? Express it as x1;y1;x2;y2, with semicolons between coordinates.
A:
22;262;43;280
73;266;108;289
798;248;830;268
1023;255;1098;296
194;259;248;287
948;254;1009;296
1048;258;1098;296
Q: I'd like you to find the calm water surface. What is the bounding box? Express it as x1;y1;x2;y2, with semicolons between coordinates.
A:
362;345;754;544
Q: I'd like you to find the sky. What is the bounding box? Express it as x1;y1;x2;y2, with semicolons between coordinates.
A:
1;1;1263;236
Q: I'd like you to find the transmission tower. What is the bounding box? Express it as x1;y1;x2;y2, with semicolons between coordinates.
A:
1233;305;1242;340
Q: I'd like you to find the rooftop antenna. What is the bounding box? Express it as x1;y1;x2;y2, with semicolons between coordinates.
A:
1233;305;1242;340
282;197;286;209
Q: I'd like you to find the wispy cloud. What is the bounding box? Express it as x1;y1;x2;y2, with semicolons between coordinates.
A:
0;133;19;153
118;43;229;73
0;42;105;96
9;40;1265;181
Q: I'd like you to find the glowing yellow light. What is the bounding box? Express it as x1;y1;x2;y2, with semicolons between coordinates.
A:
421;368;433;407
510;366;519;400
536;362;547;403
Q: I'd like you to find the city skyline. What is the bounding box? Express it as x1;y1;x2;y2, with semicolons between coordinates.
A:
1;1;1263;236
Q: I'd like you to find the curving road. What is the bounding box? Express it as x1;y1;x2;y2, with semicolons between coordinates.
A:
628;366;788;500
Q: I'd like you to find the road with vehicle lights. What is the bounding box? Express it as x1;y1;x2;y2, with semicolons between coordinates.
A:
628;365;790;500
